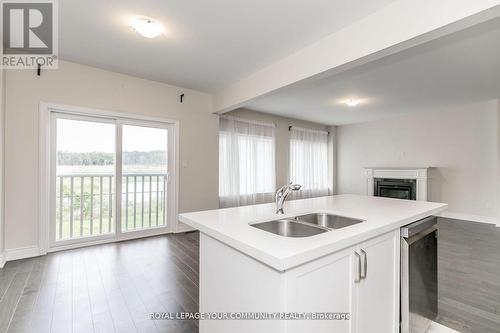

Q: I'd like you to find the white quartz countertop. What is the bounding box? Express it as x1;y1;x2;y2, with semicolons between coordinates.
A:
179;194;447;271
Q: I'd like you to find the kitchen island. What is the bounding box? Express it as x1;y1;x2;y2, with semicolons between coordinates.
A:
179;194;447;333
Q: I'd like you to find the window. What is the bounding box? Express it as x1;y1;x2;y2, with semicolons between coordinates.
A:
289;126;329;198
219;116;275;208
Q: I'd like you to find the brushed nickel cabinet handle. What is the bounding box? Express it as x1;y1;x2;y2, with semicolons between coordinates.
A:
354;251;361;283
360;249;367;279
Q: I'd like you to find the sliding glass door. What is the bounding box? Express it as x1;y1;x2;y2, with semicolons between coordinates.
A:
121;124;169;232
50;112;174;248
53;115;116;243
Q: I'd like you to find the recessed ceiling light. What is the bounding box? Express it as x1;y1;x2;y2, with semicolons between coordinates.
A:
129;17;164;38
344;99;360;107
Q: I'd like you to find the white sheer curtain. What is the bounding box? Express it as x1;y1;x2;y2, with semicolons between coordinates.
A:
290;126;329;199
219;116;276;208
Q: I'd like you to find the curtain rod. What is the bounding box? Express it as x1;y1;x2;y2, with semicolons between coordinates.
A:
289;125;330;135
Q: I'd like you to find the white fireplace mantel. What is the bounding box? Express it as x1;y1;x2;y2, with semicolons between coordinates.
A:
365;167;430;201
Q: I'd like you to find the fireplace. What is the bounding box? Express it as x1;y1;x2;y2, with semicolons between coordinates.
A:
374;178;417;200
365;167;429;201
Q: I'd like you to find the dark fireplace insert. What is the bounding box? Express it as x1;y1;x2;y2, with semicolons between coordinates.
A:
374;178;417;200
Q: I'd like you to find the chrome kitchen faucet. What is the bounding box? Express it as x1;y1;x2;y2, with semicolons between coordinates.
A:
275;182;301;214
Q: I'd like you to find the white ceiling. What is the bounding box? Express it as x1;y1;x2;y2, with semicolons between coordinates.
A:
59;0;395;92
244;16;500;125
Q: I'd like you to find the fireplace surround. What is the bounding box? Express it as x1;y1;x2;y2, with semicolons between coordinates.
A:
365;167;429;201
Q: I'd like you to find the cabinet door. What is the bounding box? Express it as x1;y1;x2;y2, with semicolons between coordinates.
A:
355;231;399;333
286;247;356;333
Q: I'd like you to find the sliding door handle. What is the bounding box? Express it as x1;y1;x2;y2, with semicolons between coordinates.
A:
354;251;361;283
360;249;367;279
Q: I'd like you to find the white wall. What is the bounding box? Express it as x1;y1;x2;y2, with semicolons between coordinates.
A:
4;61;219;251
226;108;334;191
337;100;499;217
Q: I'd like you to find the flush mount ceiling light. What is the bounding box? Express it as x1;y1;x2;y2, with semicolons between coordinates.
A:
344;99;360;107
129;17;164;38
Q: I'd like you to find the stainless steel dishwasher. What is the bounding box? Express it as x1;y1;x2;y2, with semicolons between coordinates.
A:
401;216;438;333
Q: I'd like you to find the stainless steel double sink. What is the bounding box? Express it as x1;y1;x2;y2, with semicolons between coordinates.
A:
250;213;364;238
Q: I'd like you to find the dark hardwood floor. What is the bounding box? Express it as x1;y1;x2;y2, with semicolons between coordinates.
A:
436;218;500;333
0;232;200;333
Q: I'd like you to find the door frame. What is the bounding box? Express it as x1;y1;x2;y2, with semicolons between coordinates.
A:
39;102;180;255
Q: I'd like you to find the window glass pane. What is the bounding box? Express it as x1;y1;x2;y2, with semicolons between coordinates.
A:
122;125;168;231
290;128;329;198
218;117;276;207
236;134;275;195
55;118;115;241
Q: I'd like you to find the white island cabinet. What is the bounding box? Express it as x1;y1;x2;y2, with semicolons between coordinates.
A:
179;194;447;333
288;230;399;333
200;230;399;333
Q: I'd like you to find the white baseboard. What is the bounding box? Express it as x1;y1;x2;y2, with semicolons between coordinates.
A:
5;245;40;262
437;211;500;227
176;221;196;233
427;321;461;333
0;252;5;268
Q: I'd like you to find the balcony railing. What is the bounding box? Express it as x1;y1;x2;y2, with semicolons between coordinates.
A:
55;173;167;241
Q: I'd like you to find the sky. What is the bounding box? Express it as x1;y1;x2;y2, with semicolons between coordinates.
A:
56;118;168;153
